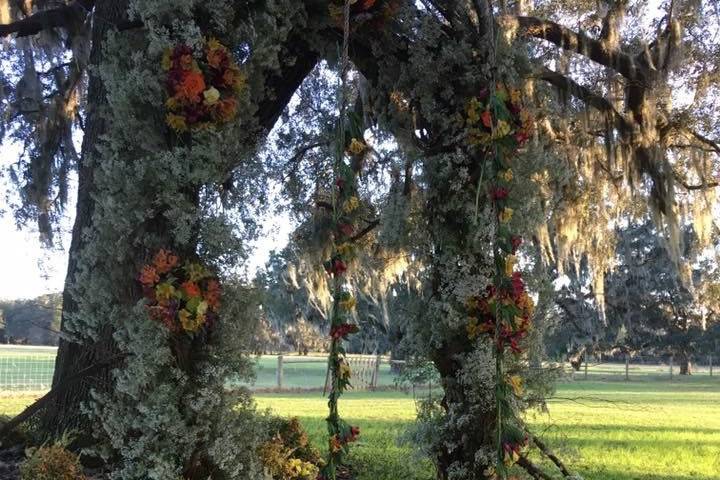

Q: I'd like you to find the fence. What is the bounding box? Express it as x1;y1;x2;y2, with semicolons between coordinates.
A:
567;356;717;381
3;345;717;394
0;345;57;394
251;354;399;391
0;346;404;394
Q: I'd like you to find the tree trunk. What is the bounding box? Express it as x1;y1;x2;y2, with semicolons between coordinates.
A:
678;351;692;375
39;0;128;441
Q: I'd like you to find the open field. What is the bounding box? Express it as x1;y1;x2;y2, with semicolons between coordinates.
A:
3;371;719;480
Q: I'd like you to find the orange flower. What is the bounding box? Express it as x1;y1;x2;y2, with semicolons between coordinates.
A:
205;279;221;310
214;97;237;122
152;249;179;274
140;266;160;286
181;281;201;298
176;71;206;102
329;435;342;453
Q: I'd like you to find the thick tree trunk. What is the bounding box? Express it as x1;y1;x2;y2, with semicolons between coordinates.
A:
39;0;128;440
38;5;319;444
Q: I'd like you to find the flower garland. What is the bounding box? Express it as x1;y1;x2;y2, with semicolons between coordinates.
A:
465;86;534;478
319;133;365;480
163;38;246;133
139;249;221;335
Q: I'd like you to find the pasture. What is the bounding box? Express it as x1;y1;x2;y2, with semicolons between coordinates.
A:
1;349;718;480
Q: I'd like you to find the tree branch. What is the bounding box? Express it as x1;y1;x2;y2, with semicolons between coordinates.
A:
350;218;380;242
507;15;648;84
517;456;554;480
532;435;573;477
537;68;632;131
0;1;93;38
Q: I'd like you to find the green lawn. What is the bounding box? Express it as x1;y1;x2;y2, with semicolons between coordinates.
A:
2;366;719;479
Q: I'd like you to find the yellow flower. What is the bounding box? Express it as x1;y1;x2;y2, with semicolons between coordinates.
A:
343;196;360;213
494;119;511;138
339;296;356;311
510;88;522;105
166;113;187;132
338;360;351;379
347;138;366;155
466;317;480;339
207;37;223;52
507;374;524;396
504;447;520;466
203;87;220;106
232;68;247;93
499;207;513;223
336;243;354;257
161;49;172;70
178;309;193;330
185;262;209;282
499;169;513;182
155;282;177;302
505;254;516;277
466;97;482;125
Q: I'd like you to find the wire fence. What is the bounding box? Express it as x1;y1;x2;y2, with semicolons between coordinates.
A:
0;345;57;394
2;345;718;395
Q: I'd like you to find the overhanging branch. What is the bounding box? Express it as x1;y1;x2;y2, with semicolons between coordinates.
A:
507;15;648;84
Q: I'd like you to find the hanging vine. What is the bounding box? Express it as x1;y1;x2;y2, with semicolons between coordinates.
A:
465;85;534;479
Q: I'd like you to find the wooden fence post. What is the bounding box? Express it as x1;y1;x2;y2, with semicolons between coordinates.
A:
710;355;713;377
371;354;382;390
625;354;629;381
669;356;673;379
277;355;283;390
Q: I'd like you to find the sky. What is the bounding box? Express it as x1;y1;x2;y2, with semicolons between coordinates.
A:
0;150;294;300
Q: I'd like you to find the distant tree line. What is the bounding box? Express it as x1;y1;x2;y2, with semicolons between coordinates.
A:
0;293;62;345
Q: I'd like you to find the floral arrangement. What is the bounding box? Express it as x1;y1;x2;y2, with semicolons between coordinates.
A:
139;249;221;334
162;38;246;133
465;85;534;478
259;417;323;480
20;445;86;480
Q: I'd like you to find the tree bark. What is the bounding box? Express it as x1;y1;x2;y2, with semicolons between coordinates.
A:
678;351;692;375
39;0;128;441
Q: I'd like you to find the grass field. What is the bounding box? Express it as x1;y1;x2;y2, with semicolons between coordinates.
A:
1;353;719;479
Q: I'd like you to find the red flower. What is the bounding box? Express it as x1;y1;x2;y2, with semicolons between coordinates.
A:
491;187;509;201
481;109;493;128
338;223;354;237
181;281;201;298
510;235;522;253
515;131;529;144
326;258;347;276
330;323;359;339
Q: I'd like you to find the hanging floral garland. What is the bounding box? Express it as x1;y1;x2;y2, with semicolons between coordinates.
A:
162;38;246;133
464;85;534;478
319;131;366;480
139;249;221;335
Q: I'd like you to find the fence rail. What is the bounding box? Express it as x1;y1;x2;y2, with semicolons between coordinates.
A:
1;345;717;395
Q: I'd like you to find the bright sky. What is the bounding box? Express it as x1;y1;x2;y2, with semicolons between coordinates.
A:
0;147;293;300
